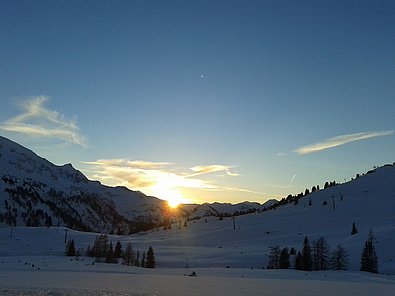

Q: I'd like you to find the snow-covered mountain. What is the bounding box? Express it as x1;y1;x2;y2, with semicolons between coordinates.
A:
182;199;278;220
0;136;274;233
1;161;394;274
0;136;169;234
1;136;395;275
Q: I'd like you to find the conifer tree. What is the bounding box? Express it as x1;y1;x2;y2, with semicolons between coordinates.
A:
279;247;290;269
141;251;146;267
301;236;312;271
295;251;303;270
106;241;115;263
290;247;296;256
145;246;156;268
92;234;109;259
135;250;140;266
65;239;76;256
312;237;330;270
330;244;349;270
123;243;134;266
360;230;379;273
114;240;123;258
267;246;281;269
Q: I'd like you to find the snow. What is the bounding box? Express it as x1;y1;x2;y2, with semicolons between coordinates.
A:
1;214;395;295
1;136;395;294
0;135;267;233
1;257;394;295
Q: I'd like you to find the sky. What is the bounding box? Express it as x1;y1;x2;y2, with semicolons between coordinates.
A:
1;0;394;206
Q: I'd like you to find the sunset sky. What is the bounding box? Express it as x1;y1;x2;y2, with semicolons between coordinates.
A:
1;1;394;205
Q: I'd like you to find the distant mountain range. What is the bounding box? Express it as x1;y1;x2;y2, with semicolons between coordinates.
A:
0;136;274;233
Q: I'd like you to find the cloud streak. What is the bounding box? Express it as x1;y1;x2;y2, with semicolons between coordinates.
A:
82;159;247;202
294;130;394;155
188;165;239;177
82;159;220;192
0;96;87;146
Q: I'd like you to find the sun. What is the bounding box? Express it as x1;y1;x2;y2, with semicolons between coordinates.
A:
151;183;185;208
167;196;182;208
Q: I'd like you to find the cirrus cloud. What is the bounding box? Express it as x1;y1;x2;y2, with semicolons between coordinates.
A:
294;130;394;155
190;164;236;175
0;96;87;146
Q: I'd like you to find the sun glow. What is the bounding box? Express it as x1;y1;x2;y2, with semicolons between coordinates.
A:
151;182;185;208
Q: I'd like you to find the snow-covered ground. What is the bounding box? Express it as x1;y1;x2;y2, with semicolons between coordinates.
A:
1;218;395;295
1;250;395;296
1;160;395;294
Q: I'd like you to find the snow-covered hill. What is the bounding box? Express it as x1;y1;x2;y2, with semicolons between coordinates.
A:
1;138;395;295
1;161;394;273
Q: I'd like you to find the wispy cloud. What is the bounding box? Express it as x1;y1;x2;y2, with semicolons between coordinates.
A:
190;165;234;175
294;130;394;155
0;96;86;146
82;159;247;202
225;170;240;177
82;159;220;192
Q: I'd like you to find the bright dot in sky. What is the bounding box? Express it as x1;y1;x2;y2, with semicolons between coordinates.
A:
200;75;205;78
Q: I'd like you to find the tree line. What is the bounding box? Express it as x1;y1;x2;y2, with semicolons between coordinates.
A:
267;229;379;273
65;234;156;268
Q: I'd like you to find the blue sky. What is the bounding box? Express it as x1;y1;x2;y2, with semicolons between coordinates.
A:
1;0;394;205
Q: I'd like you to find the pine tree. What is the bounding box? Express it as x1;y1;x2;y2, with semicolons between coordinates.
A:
312;237;330;270
135;250;140;266
141;251;146;267
351;222;358;235
295;251;303;270
106;241;115;263
267;246;281;269
92;234;109;259
145;246;156;268
330;244;349;270
279;247;290;269
289;247;296;256
65;239;76;256
360;230;379;273
301;236;312;271
123;243;134;266
114;240;123;258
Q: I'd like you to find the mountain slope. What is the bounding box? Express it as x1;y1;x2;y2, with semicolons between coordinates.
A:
0;163;393;274
136;163;395;272
0;136;274;233
0;136;168;233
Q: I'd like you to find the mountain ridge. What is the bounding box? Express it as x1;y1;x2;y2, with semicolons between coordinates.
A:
0;136;274;233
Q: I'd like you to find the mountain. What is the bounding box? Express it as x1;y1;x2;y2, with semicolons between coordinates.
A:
1;136;395;273
0;136;168;234
0;136;274;233
139;163;395;272
182;199;278;220
1;161;394;274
